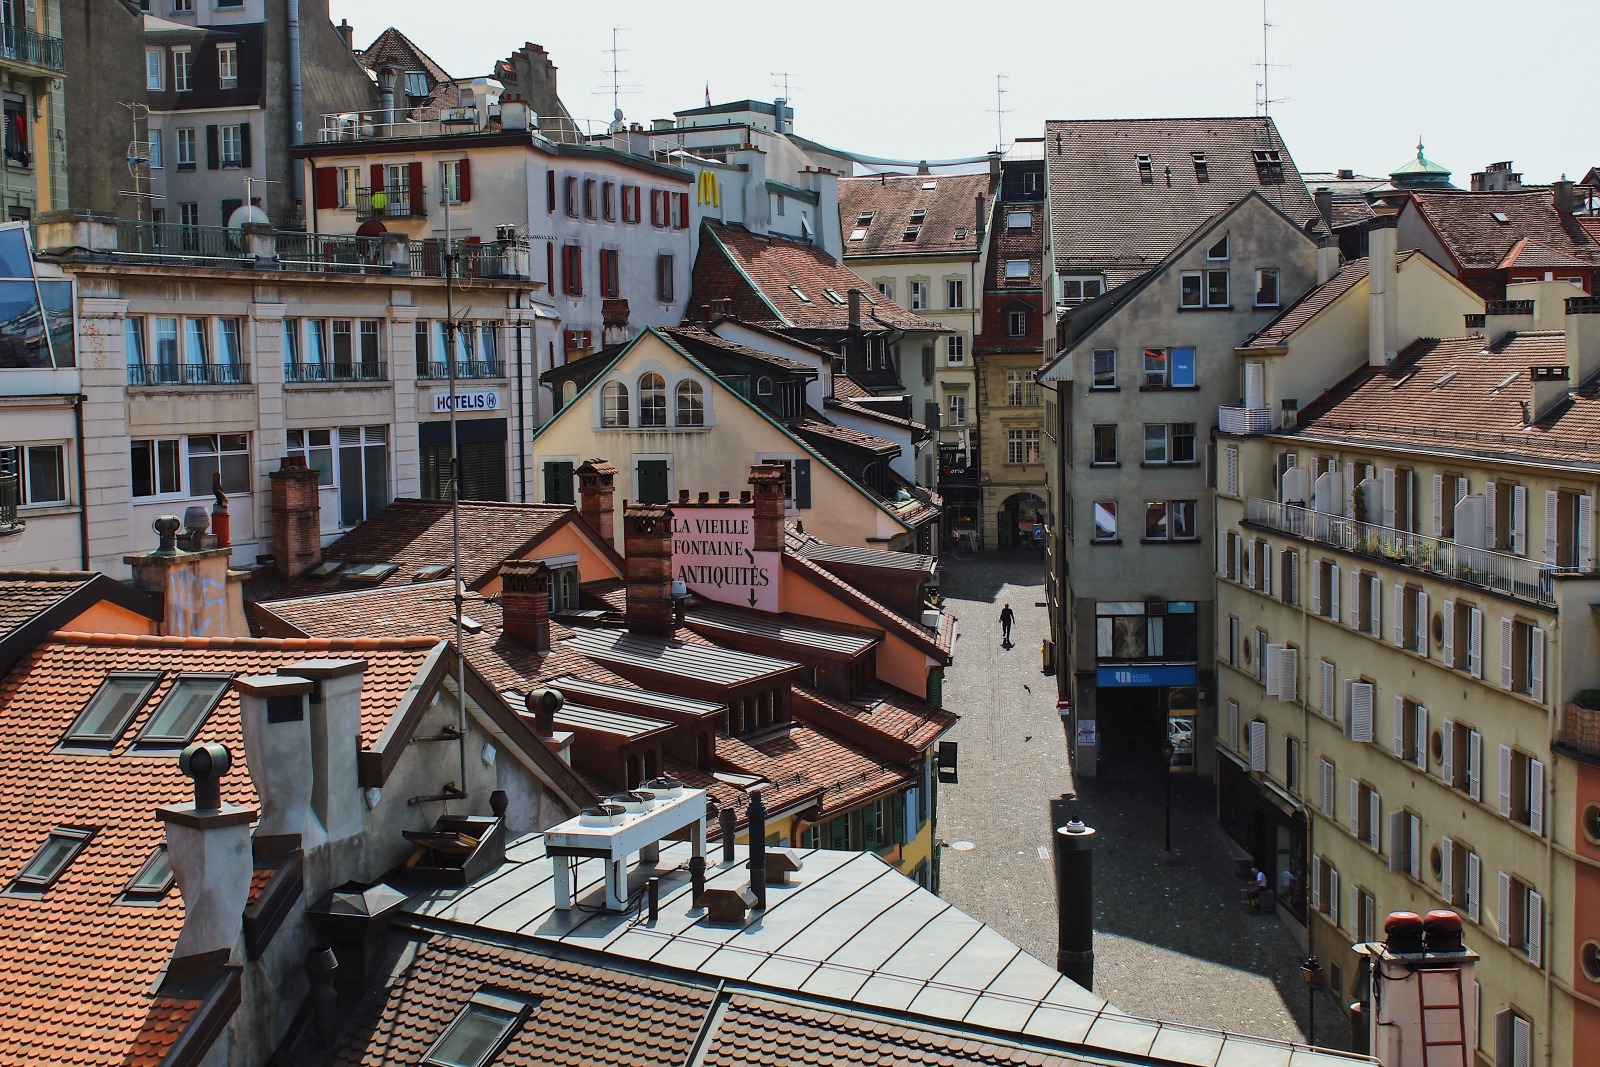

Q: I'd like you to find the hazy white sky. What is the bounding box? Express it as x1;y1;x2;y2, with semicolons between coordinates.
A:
329;0;1589;183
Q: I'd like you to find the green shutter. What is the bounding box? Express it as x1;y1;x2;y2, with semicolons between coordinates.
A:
544;460;574;504
891;792;906;847
862;801;881;849
793;458;811;509
637;460;668;504
827;816;848;850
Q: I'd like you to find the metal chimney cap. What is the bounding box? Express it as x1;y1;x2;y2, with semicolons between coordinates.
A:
179;741;232;782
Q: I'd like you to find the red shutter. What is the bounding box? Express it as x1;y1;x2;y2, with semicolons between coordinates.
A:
370;163;384;193
650;190;661;226
458;158;471;202
546;242;555;288
677;192;689;228
546;171;556;212
407;161;424;202
312;167;337;211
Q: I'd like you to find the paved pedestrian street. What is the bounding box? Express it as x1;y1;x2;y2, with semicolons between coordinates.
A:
935;551;1351;1048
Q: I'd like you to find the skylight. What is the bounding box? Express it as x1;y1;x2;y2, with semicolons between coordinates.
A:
63;673;162;746
121;845;175;904
901;226;921;241
920;180;936;190
415;564;453;581
1192;151;1210;182
1434;371;1458;387
848;228;867;241
788;285;811;303
1493;372;1518;390
855;211;874;226
135;674;231;746
908;210;926;224
1253;149;1284;185
954;227;967;239
344;562;400;584
1492;212;1510;224
9;828;94;894
422;992;536;1067
1136;153;1153;184
823;288;846;304
307;560;345;580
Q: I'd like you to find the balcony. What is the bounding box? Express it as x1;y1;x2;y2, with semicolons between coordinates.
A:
1218;405;1272;435
356;184;426;221
416;360;506;381
0;471;20;536
410;241;523;279
114;220;253;268
273;232;389;274
284;361;388;384
0;23;64;72
1245;497;1557;607
128;361;249;386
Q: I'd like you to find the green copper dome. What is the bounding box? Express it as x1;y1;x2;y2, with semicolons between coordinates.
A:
1389;138;1452;187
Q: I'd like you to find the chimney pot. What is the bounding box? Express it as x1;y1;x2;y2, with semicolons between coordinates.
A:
157;743;257;963
576;458;618;548
746;790;768;910
524;687;564;735
1054;819;1096;988
718;491;730;503
178;741;233;810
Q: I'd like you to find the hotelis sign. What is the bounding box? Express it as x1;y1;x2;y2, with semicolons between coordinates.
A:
672;508;779;613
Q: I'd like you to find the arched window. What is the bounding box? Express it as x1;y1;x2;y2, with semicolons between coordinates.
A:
639;372;666;427
561;380;577;407
601;380;628;427
676;380;705;426
756;376;774;396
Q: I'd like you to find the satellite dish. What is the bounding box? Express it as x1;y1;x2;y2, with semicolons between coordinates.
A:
227;203;270;229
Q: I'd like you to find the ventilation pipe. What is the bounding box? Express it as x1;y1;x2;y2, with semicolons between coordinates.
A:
288;0;303;201
1053;813;1096;988
746;790;767;911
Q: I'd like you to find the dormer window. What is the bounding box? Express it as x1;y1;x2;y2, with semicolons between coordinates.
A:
1137;154;1154;184
1253;149;1284;185
1192;151;1209;182
9;828;95;894
403;71;428;99
63;673;162;747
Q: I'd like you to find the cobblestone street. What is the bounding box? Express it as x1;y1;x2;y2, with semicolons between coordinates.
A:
935;551;1351;1049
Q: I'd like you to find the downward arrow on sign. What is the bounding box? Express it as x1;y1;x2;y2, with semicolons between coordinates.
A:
748;588;758;608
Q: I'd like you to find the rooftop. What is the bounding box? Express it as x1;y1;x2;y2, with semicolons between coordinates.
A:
564;626;799;688
838;172;995;258
1405;188;1597;271
686;602;879;657
1238;252;1421;350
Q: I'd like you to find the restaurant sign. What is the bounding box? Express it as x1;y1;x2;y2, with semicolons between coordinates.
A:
672;507;779;613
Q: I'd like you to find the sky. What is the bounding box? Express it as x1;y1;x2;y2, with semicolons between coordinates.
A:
329;0;1589;183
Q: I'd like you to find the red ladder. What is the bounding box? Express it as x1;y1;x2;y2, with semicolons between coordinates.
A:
1417;966;1468;1067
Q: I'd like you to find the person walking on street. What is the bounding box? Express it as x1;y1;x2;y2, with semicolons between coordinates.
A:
999;603;1015;647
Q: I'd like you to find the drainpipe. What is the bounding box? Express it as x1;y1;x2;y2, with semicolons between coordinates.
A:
288;0;304;202
73;393;88;570
514;296;526;502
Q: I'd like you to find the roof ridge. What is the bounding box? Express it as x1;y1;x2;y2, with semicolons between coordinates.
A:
46;631;442;651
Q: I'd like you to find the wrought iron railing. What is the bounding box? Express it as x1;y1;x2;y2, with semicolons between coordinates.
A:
112;220;250;266
356;184;424;220
274;232;389;274
0;471;19;532
409;241;522;279
1;23;64;71
283;361;388;383
416;360;506;380
1245;497;1557;606
128;361;249;386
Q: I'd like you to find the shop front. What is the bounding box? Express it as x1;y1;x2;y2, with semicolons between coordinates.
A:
1072;600;1199;777
1218;756;1307;921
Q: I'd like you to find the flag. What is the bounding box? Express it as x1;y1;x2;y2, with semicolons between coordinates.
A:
705;82;711;106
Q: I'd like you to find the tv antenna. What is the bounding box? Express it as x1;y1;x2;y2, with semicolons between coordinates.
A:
120;103;162;223
1255;0;1289;116
990;74;1011;153
770;71;802;104
592;26;640;118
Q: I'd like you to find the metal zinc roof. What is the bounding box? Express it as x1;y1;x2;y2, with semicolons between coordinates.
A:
564;628;798;686
548;675;726;718
797;541;936;573
686;604;879;657
553;701;672;740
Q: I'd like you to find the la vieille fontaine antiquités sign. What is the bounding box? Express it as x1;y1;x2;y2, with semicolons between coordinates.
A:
671;508;780;614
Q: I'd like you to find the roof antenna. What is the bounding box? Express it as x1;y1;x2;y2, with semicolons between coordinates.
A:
1255;0;1289;116
591;26;640;120
990;73;1010;155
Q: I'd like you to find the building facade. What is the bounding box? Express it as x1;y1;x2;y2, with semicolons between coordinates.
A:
0;0;67;221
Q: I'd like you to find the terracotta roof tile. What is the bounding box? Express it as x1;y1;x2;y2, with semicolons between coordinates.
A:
794;684;957;755
831;374;873;400
790;417;901;456
1407;188;1598;270
0;572;96;638
839;173;996;258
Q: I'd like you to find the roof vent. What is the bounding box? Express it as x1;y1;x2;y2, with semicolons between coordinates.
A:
1433;371;1458;387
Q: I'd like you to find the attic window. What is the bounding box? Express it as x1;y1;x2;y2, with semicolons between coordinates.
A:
1192;152;1210;182
403;71;429;99
306;560;346;581
415;564;453;581
1492;212;1510;224
855;211;874;226
788;285;811;303
1206;235;1230;261
423;991;538;1067
908;210;926;224
1136;154;1153;184
1253;149;1284;185
954;227;967;239
9;828;94;894
848;228;867;241
135;674;231;746
822;288;846;304
63;673;162;746
344;562;400;584
902;226;921;241
121;845;175;904
920;180;936;190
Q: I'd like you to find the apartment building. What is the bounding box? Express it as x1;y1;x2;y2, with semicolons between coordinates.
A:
0;0;66;220
1215;260;1600;1063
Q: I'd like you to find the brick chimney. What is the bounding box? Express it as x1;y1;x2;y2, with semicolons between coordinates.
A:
270;456;322;580
500;559;552;652
623;503;674;635
576;458;617;547
1568;295;1600;386
749;464;787;553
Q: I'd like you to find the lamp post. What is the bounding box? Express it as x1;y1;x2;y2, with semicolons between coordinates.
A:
1300;954;1323;1045
1158;739;1174;852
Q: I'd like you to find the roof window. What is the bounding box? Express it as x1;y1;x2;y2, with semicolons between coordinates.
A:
135;673;231;747
1253;149;1284;185
954;227;967;239
855;211;874;226
1136;153;1153;184
403;71;429;99
1192;151;1210;182
1434;371;1458;387
344;562;400;585
121;845;175;904
908;210;926;224
63;673;162;746
822;288;846;304
1492;372;1518;390
788;285;811;303
415;563;453;581
423;991;538;1067
902;226;921;241
1492;212;1510;224
306;560;346;581
9;828;94;894
848;228;867;241
920;180;936;190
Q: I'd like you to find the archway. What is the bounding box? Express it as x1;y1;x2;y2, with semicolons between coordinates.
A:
998;492;1045;549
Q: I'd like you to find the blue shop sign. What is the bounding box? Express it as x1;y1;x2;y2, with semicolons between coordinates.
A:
1096;664;1198;688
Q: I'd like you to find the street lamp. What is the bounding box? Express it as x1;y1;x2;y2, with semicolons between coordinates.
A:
1158;739;1174;852
1300;954;1323;1045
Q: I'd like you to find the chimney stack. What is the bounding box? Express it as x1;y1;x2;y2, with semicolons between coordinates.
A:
749;464;786;553
1314;186;1334;234
1567;296;1600;388
125;519;247;638
1361;910;1478;1067
336;18;354;51
622;503;675;635
1316;234;1340;286
500;559;553;652
847;288;862;331
1367;212;1400;367
281;658;367;844
270;456;322;580
1485;298;1536;341
157;743;256;962
988;150;1001;181
236;673;324;848
975;194;987;243
746;790;767;911
1554;179;1575;216
576;458;617;547
1054;814;1096;989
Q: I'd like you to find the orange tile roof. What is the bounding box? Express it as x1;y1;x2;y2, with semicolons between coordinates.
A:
0;572;96;637
1407;188;1599;271
717;723;911;820
794;683;957;756
1239;252;1420;350
0;634;436;1066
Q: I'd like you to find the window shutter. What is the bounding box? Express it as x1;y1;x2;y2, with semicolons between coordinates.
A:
370;163;384;194
1226;700;1238;751
1486;480;1497;546
1441;718;1454;785
458;158;472;202
1544;489;1559;565
1321;660;1335;719
1226;446;1238;495
1581;494;1594;571
1219;536;1229;578
1382;467;1396;526
1442;599;1455;668
1278;645;1297;702
891;790;906;845
793;459;811;509
1249;719;1267;771
407;161;424;201
1530;627;1545;704
1330;564;1339;620
1290;556;1300;605
1255;629;1266;682
313;167;338;209
1311;564;1322;614
1320;758;1334;817
1369;789;1381;851
1329;868;1340;926
1244;538;1255;588
1512;484;1527;554
1264;642;1283;697
1527;889;1542;967
1349;570;1361;628
237;121;251;167
1369;575;1382;636
1415;591;1428;655
1466;851;1480;922
1393;583;1406;646
1388;810;1406;871
1351;682;1373;742
1497;870;1511;943
1343;461;1356;515
1310;855;1321;910
1232;535;1242;583
1498;744;1513;817
1414;706;1427;770
1499;617;1514;689
205;124;219;169
1433;473;1444;536
1469;609;1484;678
1468;730;1483;801
1348;778;1360;836
1441;836;1454;903
1261;546;1273;595
1529;758;1544;836
1410;814;1421;877
1393;696;1406;758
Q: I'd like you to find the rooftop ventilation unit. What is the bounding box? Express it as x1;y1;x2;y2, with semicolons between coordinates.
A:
545;786;708;911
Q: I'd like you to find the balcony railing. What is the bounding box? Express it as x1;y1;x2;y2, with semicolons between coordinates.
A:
1245;497;1557;607
114;220;251;267
1;23;65;71
283;361;388;384
416;360;506;380
128;361;249;386
410;241;522;279
0;471;19;534
1218;405;1272;435
273;232;390;274
356;184;425;220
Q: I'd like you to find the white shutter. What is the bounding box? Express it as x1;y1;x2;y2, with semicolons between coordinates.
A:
1530;758;1544;836
1415;590;1429;655
1433;473;1444;536
1497;870;1512;943
1226;446;1239;496
1233;535;1243;583
1349;570;1361;628
1498;744;1513;817
1388;810;1406;871
1320;758;1334;817
1468;729;1483;801
1486;479;1497;547
1466;850;1481;922
1290;555;1300;605
1531;627;1545;704
1219;535;1229;577
1393;583;1406;646
1329;867;1340;926
1226;700;1239;750
1369;575;1382;636
1249;719;1267;771
1310;855;1321;911
1513;1014;1532;1067
1393;695;1406;758
1330;564;1340;619
1441;718;1454;786
1262;545;1273;595
1264;642;1283;697
1311;563;1322;614
1544;490;1559;565
1414;706;1428;770
1512;484;1527;555
1580;493;1593;571
1469;608;1484;678
1369;789;1382;850
1321;660;1335;719
1442;599;1455;668
1351;682;1374;742
1343;462;1356;516
1277;646;1298;702
1244;538;1255;588
1441;836;1454;903
1409;813;1421;877
1255;629;1267;682
1500;617;1515;689
1349;778;1361;836
1382;467;1396;527
1528;889;1542;967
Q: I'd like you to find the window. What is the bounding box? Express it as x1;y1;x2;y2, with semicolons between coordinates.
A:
440;160;463;204
1061;276;1104;303
946;278;964;309
1500;617;1545;701
1253;150;1284;185
1145;501;1169;540
675;380;705;427
1207;235;1229;261
620;184;640;224
1170;422;1196;464
945;335;964;364
583;178;597;219
1171;500;1197;540
1006;369;1038;406
1142;424;1167;464
638;373;666;428
1007;210;1032;229
180;202;199;228
173;0;192;10
1142;348;1167;386
148;133;162;169
131;438;182;498
219;124;242;166
1191;151;1209;182
1091;349;1116;389
145;49;163;90
564;175;579;217
1441;719;1483;801
217;42;238;86
285;429;335;487
1255;269;1280;307
1439;838;1480;920
422;992;534;1067
122;845;175;903
186;433;249;495
1494;1010;1533;1067
63;674;161;745
1091;425;1117;465
136;674;229;745
1006;309;1029;337
1285;736;1301;793
403;70;429;98
1312;856;1340;925
1388;807;1422;878
1355;887;1377;943
657;253;674;303
176;128;196;168
1351;779;1381;851
1500;746;1545;834
908;280;927;311
598;249;619;299
9;828;94;894
1207;270;1229;307
1136;153;1153;183
1180;272;1203;308
1008;429;1040;464
560;244;583;296
333;426;389;527
946;393;966;427
601;181;616;221
0;443;67;506
576;369;625;427
172;47;191;92
1004;259;1030;280
1092;500;1117;541
1498;872;1543;964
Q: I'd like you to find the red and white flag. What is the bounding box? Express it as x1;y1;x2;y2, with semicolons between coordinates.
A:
704;82;711;106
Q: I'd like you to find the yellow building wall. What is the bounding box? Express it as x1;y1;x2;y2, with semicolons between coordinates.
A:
978;352;1048;547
